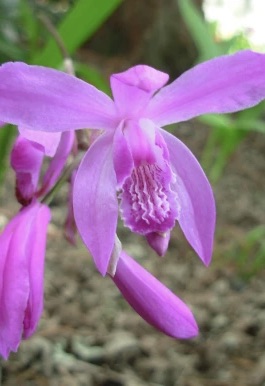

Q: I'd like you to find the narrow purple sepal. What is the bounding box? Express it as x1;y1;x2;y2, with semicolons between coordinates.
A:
112;121;134;188
161;130;215;265
73;132;118;276
146;50;265;126
112;252;198;339
0;62;118;131
0;203;51;359
10;135;44;205
23;203;51;338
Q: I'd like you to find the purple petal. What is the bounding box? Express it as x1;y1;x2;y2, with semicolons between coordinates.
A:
19;127;61;157
112;252;198;339
146;50;265;126
23;203;51;338
0;208;32;359
0;203;50;358
0;62;117;131
39;131;74;196
110;65;169;118
161;130;215;266
73;132;118;276
10;135;44;205
112;121;134;188
0;121;5;127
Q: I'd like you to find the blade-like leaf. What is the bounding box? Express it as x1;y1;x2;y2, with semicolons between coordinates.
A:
178;0;223;61
33;0;122;67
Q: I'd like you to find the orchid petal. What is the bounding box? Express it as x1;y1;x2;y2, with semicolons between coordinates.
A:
146;50;265;126
73;132;118;276
0;62;117;131
0;203;50;358
10;135;44;205
0;207;33;359
23;203;51;338
162;130;215;266
112;252;198;339
19;127;61;157
40;131;74;196
112;121;134;188
110;65;169;118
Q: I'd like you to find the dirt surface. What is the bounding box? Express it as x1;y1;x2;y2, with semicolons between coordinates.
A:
1;123;265;386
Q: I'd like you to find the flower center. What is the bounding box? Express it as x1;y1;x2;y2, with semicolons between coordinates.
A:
129;164;170;225
120;161;178;235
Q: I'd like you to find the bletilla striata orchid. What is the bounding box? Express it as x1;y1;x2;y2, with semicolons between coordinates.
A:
10;131;74;205
0;50;265;278
1;50;265;341
0;203;50;359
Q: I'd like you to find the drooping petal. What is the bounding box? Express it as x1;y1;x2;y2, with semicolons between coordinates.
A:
0;62;118;131
145;50;265;126
73;132;119;276
23;203;51;338
19;127;61;157
0;121;5;127
112;252;198;339
10;135;44;205
110;65;169;119
161;130;215;266
39;131;74;196
0;208;32;359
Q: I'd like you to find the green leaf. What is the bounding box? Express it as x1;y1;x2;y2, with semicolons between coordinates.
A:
178;0;223;61
20;0;39;49
33;0;122;67
0;38;24;60
199;114;235;130
0;125;16;186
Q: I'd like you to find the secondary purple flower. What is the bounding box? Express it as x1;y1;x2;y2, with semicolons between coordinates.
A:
1;50;265;276
19;127;62;157
112;251;198;339
11;135;44;205
0;202;51;359
10;131;74;205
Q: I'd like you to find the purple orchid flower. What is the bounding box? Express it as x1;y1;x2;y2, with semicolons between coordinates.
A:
1;50;265;277
11;135;45;205
0;202;51;359
10;131;74;205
